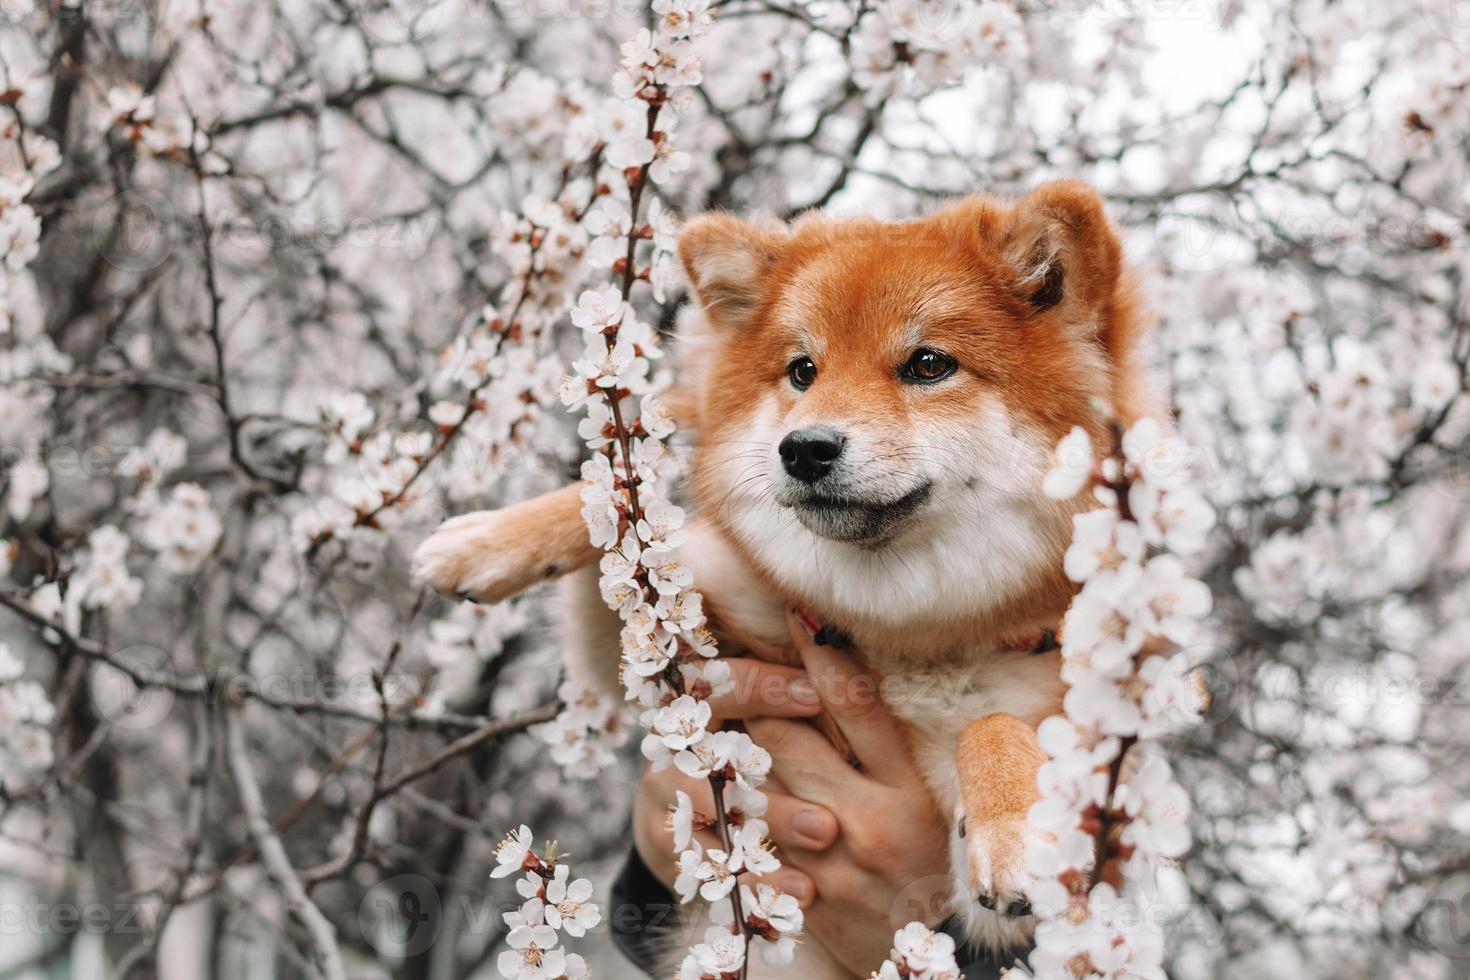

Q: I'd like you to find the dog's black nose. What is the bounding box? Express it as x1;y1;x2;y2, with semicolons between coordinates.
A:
779;427;845;483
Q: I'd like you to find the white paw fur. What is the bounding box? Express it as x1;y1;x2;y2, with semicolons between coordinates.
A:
948;809;1044;953
411;510;517;602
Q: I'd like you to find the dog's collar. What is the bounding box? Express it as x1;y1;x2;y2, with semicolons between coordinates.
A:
795;608;1059;655
1000;628;1059;655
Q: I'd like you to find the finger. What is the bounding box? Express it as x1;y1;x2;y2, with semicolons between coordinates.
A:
800;891;892;968
704;657;822;721
635;763;715;887
639;764;711;830
651;816;723;852
644;759;719;812
758;790;839;851
769;848;878;923
751;866;818;907
746;717;864;809
787;609;915;785
639;770;731;861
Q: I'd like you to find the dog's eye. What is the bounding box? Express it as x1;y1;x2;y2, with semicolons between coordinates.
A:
787;356;817;390
900;348;957;384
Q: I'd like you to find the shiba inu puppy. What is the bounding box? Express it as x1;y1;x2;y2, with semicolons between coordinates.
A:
414;180;1159;973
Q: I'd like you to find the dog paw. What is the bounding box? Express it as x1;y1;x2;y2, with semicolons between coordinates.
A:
412;510;511;602
959;813;1043;919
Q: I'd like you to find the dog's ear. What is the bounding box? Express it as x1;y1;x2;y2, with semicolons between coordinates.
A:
678;213;785;330
996;181;1123;323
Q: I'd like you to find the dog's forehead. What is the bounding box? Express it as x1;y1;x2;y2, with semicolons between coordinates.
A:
767;238;985;354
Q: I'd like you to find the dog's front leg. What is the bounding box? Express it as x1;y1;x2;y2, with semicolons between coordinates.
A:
555;560;625;700
952;713;1047;925
413;482;599;603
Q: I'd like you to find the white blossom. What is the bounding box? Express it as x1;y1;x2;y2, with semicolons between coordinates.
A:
496;923;564;980
875;921;960;980
1023;420;1214;980
491;825;536;879
1043;426;1093;500
677;927;746;979
642;694;711;762
542;864;601;937
135;483;223;574
0;643;56;790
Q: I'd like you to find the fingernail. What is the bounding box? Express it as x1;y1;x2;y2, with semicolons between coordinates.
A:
776;874;815;906
793;808;834;846
792;607;822;638
788;675;820;706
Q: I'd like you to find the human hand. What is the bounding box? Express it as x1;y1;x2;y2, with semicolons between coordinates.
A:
741;610;953;975
631;654;841;903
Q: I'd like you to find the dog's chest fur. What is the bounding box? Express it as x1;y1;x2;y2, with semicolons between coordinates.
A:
682;517;1067;748
640;520;1064;975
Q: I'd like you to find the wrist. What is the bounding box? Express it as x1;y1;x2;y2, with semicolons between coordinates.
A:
633;783;677;889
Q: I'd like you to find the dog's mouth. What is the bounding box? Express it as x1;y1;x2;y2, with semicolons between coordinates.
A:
786;481;934;545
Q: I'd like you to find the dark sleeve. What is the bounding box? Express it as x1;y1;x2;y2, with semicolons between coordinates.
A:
937;915;1026;979
608;845;685;975
608;845;1026;979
